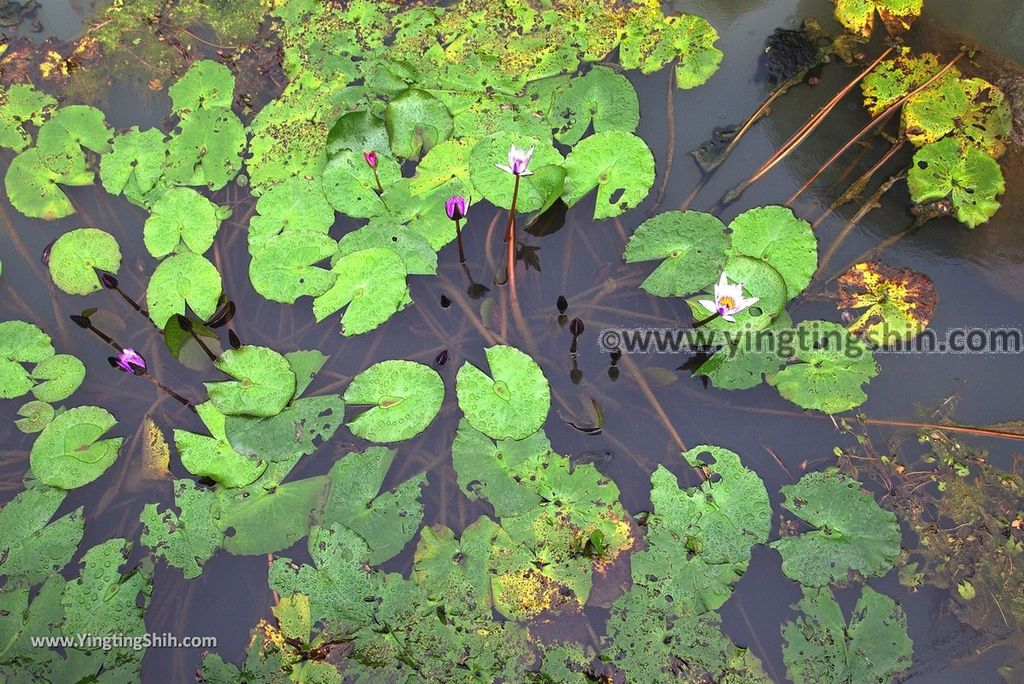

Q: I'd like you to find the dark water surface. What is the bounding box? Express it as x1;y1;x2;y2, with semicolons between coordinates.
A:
2;0;1024;681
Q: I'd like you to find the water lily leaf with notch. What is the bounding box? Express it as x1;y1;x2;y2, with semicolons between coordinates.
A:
0;84;57;151
247;176;335;252
838;261;937;345
344;360;444;443
0;486;84;587
99;127;168;199
146;251;223;328
563;131;655;219
782;585;912;683
5;146;93;220
47;227;121;295
175;402;267;488
226;395;346;463
29;406;123;490
321;447;426;564
31;354;86;403
624;210;730;297
337;221;438;275
166;107;245;190
325;109;390;158
385;88;454;159
456;344;551;440
409;138;476;197
468;132;565;212
380;178;461;249
451;418;547;518
322;148;402;219
833;0;923;39
902;76;1013;157
861;51;944;117
168;60;235;115
143;187;228;258
0;320;53;399
728;205;817;298
767;321;878;412
140;479;223;579
250;231;338;303
61;537;151;643
907;137;1005;229
284;349;329;399
549;66;640;145
633;446;771;614
16;400;55;433
771;469;901;586
35;105;111;155
312;246;409;336
618;10;723;89
686;255;789;332
219;474;331;556
206;345;296;418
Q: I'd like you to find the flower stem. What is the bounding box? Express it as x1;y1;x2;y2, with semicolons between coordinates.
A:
146;376;196;412
692;311;722;329
454;218;466;263
506;175;521;302
372;168;384;194
70;315;121;352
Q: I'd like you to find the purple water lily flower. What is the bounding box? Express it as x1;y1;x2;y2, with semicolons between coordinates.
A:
112;347;147;375
496;145;534;176
445;195;468;221
363;151;378;169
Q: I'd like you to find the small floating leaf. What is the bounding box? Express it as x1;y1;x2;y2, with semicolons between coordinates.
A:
549;66;640;145
15;400;55;433
833;0;923;39
206;346;296;418
47;227;122;295
61;537;151;642
36;105;111;154
771;469;901;586
141;479;223;579
624;210;730;297
5;146;92;220
907;137;1005;228
168;59;236;115
344;360;444;443
0;84;57;152
143;187;228;258
166;107;245;190
146;251;223;328
100;127;169;200
31;354;86;402
29;406;124;490
456;345;551;440
0;320;54;399
837;261;938;345
0;486;83;586
728;205;817;298
249;231;338;303
562;131;654;219
312;247;409;336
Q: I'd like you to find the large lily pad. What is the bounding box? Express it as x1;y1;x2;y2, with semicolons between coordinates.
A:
336;221;438;275
99;127;169;200
833;0;923;39
166;107;245;190
35;105;111;155
456;345;551;440
219;474;331;556
0;486;84;587
907;137;1005;229
175;402;267;488
29;406;123;490
624;210;730;298
728;205;816;298
205;346;297;418
549;66;640;145
451;419;547;518
143;187;228;258
903;76;1013;157
146;251;223;327
861;51;944;117
226;395;346;463
771;469;901;586
468;132;565;213
61;537;150;642
385;88;454;159
562;131;655;219
837;261;937;345
168;59;236;115
312;247;409;336
247;176;335;252
249;231;338;303
5;146;93;220
47;227;121;295
344;360;444;442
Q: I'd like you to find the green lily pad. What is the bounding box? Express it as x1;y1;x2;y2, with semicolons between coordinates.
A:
325;109;390;158
618;10;723;89
47;227;122;295
31;354;86;402
451;418;547;518
694;314;792;390
456;345;551;440
99;127;169;199
782;586;912;683
226;395;345;463
337;221;437;275
861;51;944;117
767;321;878;412
771;469;901;586
15;400;55;433
249;230;338;303
903;76;1013;157
248;176;335;252
219;474;331;556
166;107;245;190
29;406;124;490
5;146;92;220
907;137;1005;229
686;255;789;332
0;485;84;587
146;251;223;328
321;447;426;564
728;205;817;298
549;66;640;145
143;187;228;258
205;345;297;418
385;88;454;159
562;131;654;219
409;138;476;197
0;84;57;152
0;320;54;399
312;247;409;336
61;537;150;642
168;59;236;115
35;105;111;155
140;479;223;579
344;360;444;442
322;148;401;218
834;0;923;38
837;261;938;345
624;210;730;297
468;132;565;212
175;402;267;488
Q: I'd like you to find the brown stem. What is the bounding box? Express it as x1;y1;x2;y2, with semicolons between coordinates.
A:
372;168;383;194
651;65;676;213
505;175;521;301
146;376;196;412
454;218;466;263
815;138;906;225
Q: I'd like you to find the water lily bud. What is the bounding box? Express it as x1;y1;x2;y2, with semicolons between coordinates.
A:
97;271;119;289
569;318;585;337
363;151;378;169
445;195;468;221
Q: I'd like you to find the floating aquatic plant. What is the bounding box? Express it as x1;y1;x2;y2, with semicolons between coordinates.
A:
837;261;938;345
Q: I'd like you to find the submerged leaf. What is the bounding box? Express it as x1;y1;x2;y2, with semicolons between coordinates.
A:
344;360;444;442
838;261;937;345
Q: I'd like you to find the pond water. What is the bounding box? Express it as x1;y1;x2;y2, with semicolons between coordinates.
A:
2;0;1023;682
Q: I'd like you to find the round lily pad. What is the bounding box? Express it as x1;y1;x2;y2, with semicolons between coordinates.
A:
168;59;235;115
344;360;444;442
146;252;223;328
385;88;454;159
249;231;338;304
624;210;729;297
563;130;655;219
337;221;437;276
31;354;86;402
322;149;402;219
100;127;169;200
5;146;91;220
248;176;335;252
166;107;245;190
727;205;816;298
29;405;124;489
686;255;788;332
468;132;565;213
48;228;121;295
456;345;551;440
907;138;1005;229
550;66;640;146
205;346;297;418
837;261;937;345
312;247;409;336
15;400;55;434
143;187;228;258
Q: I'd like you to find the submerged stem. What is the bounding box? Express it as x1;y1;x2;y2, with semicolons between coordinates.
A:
505;175;521;301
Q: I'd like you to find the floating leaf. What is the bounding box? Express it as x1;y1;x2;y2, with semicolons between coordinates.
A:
248;176;335;252
146;251;223;328
468;132;565;213
36;105;111;155
618;10;723;89
385;88;454;159
220;474;330;556
5;146;92;220
322;148;401;218
409;138;475;197
166;107;245;190
284;350;328;399
61;537;150;643
861;51;943;117
226;395;346;463
903;76;1013;156
451;419;548;518
205;345;296;418
29;406;123;490
337;221;438;275
782;586;912;683
15;400;55;433
344;360;444;442
0;486;84;587
549;66;640;145
562;131;654;219
312;247;409;336
624;210;729;297
143;187;228;258
456;345;551;440
0;84;57;152
687;255;789;332
141;479;223;579
325;109;390;158
31;354;86;402
175;402;267;488
728;205;816;298
767;321;878;412
907;137;1005;229
0;320;54;399
833;0;923;39
99;127;169;199
47;227;122;295
771;469;901;586
168;60;235;115
695;316;791;390
837;261;937;345
249;231;338;303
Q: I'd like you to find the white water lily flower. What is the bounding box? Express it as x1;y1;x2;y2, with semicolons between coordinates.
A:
699;272;759;322
496;145;535;176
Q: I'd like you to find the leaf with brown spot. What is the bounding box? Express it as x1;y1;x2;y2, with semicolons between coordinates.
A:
838;261;937;346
